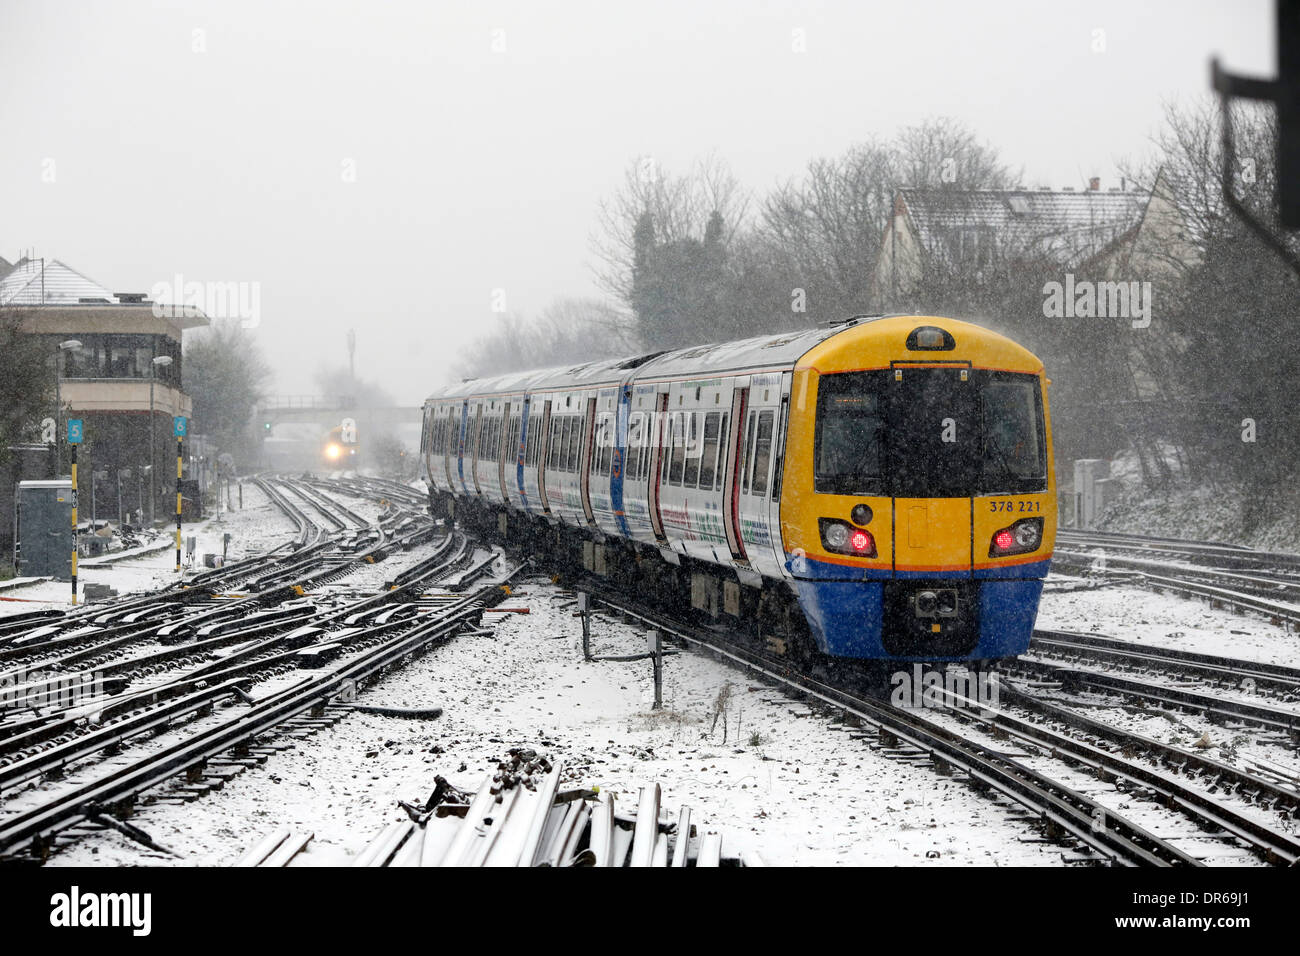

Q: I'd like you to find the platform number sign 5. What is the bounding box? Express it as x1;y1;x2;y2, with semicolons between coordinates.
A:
66;419;83;445
341;418;357;444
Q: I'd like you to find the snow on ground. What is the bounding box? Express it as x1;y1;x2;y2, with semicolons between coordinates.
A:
0;481;297;616
49;579;1064;867
1038;575;1300;667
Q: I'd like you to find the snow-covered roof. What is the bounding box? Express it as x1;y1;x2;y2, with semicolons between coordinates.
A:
423;317;902;403
899;187;1147;267
0;258;117;306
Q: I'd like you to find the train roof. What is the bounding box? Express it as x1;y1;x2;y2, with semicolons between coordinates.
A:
423;314;1040;404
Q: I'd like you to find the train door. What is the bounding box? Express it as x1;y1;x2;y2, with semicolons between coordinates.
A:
457;401;470;494
647;391;670;542
469;404;484;495
721;385;749;562
766;375;793;568
497;401;512;502
443;407;455;489
579;396;597;525
537;399;553;514
737;401;779;575
420;406;434;488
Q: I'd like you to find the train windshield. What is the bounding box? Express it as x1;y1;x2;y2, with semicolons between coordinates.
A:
814;368;1046;496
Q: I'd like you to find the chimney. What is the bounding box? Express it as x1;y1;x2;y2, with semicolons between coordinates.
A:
1089;177;1100;191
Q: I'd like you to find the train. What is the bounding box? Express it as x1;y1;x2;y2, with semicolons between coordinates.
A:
420;314;1056;663
322;422;359;468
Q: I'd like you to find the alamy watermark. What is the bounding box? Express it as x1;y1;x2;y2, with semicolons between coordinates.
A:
150;274;261;328
889;664;1000;715
0;667;106;710
1042;273;1151;329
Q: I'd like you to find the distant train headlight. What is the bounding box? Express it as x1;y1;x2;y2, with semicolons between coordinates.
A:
819;518;877;557
989;517;1044;557
326;443;342;460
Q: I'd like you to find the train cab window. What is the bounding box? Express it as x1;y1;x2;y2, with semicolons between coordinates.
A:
751;411;774;497
682;413;701;487
815;373;885;495
981;379;1045;487
668;413;686;486
698;412;721;489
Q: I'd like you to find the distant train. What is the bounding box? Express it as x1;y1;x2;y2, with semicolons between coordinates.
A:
322;421;359;468
421;314;1056;662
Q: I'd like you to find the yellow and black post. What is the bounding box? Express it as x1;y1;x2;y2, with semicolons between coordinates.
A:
176;436;183;571
70;443;78;605
174;415;186;573
67;418;82;605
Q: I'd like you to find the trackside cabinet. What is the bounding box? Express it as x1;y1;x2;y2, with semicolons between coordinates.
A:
14;479;73;580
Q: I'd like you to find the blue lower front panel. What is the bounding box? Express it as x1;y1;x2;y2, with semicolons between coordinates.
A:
790;575;1044;661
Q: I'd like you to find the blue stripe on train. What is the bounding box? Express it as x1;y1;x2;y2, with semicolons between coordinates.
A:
789;577;1043;659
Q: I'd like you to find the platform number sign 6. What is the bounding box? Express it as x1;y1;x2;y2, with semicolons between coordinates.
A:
341;418;357;445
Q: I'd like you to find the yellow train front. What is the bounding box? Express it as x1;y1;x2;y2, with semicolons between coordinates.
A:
780;316;1056;660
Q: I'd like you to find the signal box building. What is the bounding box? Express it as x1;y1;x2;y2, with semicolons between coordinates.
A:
0;256;207;539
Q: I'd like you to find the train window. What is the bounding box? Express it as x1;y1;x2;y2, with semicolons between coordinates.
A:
668;413;686;485
698;412;721;490
661;415;674;485
772;401;788;500
741;412;757;495
569;417;583;472
548;418;559;470
981;380;1045;485
598;415;614;475
682;413;701;487
557;417;570;472
815;373;885;495
625;414;642;482
715;413;729;490
751;411;774;497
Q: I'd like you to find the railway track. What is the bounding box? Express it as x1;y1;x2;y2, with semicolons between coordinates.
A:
0;518;521;861
1028;629;1300;701
563;580;1300;866
1056;530;1300;624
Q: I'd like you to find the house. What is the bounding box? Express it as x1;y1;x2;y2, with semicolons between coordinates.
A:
873;172;1193;306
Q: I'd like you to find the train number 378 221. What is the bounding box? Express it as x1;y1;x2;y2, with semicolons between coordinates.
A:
988;499;1042;513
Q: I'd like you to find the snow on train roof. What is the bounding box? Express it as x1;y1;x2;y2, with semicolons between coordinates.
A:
422;316;904;404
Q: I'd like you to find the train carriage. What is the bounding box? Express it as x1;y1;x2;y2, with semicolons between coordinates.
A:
421;314;1056;662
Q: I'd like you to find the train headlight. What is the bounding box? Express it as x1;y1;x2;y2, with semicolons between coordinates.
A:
326;443;341;460
820;518;877;557
989;517;1043;557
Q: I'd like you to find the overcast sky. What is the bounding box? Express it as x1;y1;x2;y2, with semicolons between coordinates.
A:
0;0;1273;406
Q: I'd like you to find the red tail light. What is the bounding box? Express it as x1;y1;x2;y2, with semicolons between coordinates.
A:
989;518;1044;557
